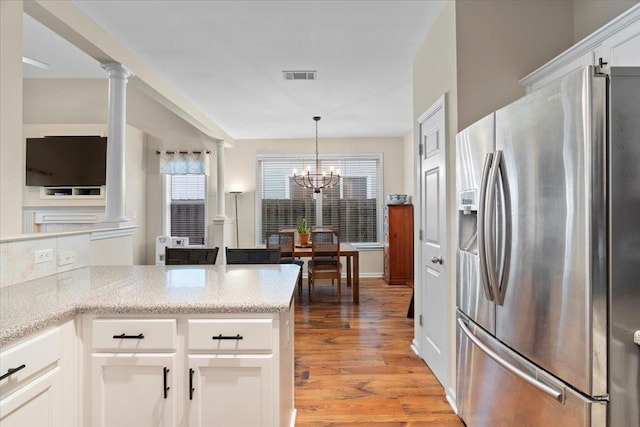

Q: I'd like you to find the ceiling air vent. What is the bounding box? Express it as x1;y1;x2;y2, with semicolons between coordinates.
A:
283;70;317;81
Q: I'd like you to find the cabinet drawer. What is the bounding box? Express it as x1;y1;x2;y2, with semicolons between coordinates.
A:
0;327;61;394
188;319;273;352
92;319;177;351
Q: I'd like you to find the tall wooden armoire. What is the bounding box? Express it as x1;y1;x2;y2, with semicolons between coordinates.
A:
383;204;414;285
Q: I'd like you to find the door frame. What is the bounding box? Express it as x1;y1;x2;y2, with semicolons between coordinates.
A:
412;93;455;408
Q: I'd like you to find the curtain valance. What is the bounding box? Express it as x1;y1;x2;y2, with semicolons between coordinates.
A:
158;150;210;175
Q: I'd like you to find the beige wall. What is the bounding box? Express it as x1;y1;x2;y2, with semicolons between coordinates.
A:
0;0;24;239
455;0;574;130
411;0;636;406
143;136;405;272
90;234;134;265
412;0;459;400
573;0;639;41
124;126;147;264
411;0;577;401
22;77;217;265
23;123;108;208
402;129;414;199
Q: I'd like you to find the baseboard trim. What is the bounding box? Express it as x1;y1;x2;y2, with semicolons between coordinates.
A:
446;386;458;415
410;339;420;357
287;408;297;427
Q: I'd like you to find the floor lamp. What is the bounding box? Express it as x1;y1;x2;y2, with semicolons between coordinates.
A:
230;191;242;248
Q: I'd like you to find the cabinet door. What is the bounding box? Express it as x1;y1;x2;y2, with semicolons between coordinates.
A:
0;367;62;427
188;354;273;427
596;20;640;67
92;353;177;427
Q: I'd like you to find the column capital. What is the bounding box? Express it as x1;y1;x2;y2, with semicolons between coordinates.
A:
101;62;133;79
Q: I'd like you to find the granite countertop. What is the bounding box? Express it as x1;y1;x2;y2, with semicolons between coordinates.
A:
0;264;300;347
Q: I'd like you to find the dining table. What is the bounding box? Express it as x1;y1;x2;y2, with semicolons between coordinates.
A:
293;243;360;304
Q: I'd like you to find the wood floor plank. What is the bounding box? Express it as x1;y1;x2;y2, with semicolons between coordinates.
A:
294;278;463;426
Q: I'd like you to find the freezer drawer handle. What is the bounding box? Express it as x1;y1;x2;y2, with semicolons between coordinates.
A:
458;318;564;402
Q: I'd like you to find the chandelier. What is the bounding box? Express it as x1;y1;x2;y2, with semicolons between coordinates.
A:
293;116;340;194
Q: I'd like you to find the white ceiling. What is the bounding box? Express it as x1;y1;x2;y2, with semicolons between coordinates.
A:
23;1;445;140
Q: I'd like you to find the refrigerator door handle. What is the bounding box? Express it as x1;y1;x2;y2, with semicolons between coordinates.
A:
458;317;565;402
477;152;494;301
485;150;502;305
495;152;511;305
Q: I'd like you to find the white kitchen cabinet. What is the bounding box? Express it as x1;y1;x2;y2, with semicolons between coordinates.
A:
91;354;177;427
87;318;178;427
187;355;273;427
186;318;276;427
83;312;295;427
521;5;640;92
0;326;65;427
0;367;62;427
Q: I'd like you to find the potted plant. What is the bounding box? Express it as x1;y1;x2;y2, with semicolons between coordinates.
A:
296;219;310;246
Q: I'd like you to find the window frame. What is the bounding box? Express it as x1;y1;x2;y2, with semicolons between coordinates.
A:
255;153;383;248
162;173;207;247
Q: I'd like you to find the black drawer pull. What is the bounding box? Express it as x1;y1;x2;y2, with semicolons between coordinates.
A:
212;334;243;340
163;367;170;399
0;364;26;381
112;333;145;339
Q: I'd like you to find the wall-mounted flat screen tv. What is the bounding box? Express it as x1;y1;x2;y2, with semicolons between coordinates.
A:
26;136;107;187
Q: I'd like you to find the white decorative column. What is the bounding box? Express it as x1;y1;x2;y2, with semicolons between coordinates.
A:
211;140;233;263
101;63;132;225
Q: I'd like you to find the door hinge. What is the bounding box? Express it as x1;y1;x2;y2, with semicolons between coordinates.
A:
419;314;423;326
419;229;423;241
419;143;424;156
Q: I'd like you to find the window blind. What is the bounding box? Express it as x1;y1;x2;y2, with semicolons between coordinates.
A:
170;174;206;245
257;155;381;245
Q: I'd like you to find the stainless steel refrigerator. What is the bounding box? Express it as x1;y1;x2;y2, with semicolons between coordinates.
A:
455;66;640;427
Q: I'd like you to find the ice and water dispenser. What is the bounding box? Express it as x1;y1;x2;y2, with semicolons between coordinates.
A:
458;189;478;255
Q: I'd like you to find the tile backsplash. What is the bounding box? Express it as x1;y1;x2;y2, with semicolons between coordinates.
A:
0;233;90;287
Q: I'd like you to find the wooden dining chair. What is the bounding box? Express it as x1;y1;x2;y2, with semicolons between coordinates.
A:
307;230;341;300
225;247;281;264
311;225;333;231
165;247;219;265
266;231;304;294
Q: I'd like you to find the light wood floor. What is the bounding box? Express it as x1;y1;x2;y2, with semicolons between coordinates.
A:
293;277;464;426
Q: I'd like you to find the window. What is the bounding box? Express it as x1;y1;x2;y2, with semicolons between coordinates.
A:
257;154;382;246
163;174;206;245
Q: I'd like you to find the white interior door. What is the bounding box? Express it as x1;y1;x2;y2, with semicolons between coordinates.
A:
417;95;450;394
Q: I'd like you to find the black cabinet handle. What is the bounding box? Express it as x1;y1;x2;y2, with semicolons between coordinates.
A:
189;368;195;400
211;334;243;340
163;367;170;399
0;364;26;381
112;333;145;339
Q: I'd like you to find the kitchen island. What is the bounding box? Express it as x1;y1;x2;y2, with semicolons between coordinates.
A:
0;264;299;427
